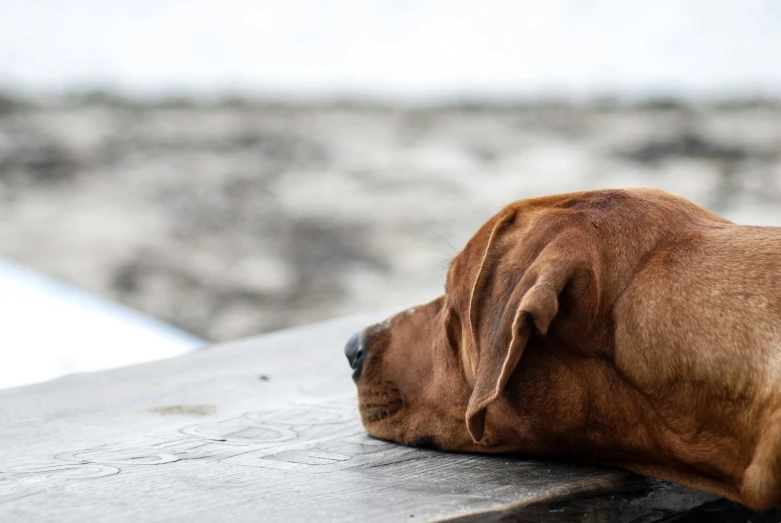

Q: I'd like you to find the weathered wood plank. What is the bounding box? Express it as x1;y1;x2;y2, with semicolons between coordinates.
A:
0;315;719;521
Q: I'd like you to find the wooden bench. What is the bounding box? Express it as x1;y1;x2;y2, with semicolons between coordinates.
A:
0;314;774;521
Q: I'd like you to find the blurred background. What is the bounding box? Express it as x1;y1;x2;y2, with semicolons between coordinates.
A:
1;0;780;386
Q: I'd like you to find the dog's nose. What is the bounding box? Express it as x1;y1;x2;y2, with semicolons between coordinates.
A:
344;331;367;382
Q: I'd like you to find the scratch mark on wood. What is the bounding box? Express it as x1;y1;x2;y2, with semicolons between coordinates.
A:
149;404;216;417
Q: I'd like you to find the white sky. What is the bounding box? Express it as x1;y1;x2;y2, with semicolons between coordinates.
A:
1;0;779;100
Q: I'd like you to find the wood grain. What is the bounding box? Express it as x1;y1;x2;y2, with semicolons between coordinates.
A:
0;314;717;522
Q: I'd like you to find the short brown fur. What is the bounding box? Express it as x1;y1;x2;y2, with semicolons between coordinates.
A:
353;188;781;510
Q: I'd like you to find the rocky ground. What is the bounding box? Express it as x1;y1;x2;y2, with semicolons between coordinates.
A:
1;98;780;342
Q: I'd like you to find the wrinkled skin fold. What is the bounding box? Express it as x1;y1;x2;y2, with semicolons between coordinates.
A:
350;188;781;510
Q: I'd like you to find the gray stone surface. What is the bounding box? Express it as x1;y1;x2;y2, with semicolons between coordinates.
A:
0;314;718;522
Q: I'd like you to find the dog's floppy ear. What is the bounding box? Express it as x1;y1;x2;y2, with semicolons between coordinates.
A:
465;214;597;443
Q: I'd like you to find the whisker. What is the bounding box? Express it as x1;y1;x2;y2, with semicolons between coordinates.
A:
433;231;458;255
434;257;453;269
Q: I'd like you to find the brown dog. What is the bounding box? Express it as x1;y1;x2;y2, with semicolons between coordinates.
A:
344;188;781;510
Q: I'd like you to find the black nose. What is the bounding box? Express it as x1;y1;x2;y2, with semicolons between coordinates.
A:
344;331;367;382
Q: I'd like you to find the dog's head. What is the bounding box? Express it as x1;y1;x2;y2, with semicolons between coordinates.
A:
346;189;726;452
